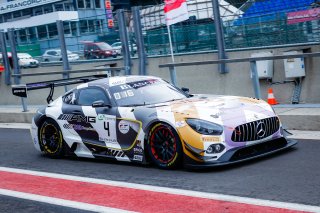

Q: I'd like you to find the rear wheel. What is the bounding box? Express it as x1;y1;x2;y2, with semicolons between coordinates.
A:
147;123;182;169
39;119;65;158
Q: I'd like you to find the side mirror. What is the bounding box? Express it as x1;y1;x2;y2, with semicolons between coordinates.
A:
92;100;111;108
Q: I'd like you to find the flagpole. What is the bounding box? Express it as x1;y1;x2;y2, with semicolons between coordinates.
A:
167;24;178;87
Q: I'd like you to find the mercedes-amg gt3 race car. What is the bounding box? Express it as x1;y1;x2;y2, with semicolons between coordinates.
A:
12;75;297;169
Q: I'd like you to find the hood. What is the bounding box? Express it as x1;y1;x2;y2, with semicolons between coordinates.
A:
20;58;38;63
156;94;276;128
68;54;79;57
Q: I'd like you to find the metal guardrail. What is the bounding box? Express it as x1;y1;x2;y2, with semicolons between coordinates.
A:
11;67;124;77
159;52;320;100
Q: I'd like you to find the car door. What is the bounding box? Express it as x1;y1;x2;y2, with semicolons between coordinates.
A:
61;87;115;146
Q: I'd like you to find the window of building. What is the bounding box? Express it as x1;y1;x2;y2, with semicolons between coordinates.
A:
64;3;74;11
43;5;53;14
37;25;48;39
95;20;103;33
19;29;27;42
13;11;21;18
78;0;85;8
48;23;58;38
71;22;77;36
34;7;43;16
28;28;37;42
64;22;71;35
55;4;64;11
88;20;95;32
80;20;89;34
94;0;101;8
3;13;12;22
22;8;32;16
85;0;91;8
0;15;3;23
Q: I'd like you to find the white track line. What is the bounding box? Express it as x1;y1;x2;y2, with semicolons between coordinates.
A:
0;123;31;129
0;167;319;213
0;189;136;213
287;130;320;140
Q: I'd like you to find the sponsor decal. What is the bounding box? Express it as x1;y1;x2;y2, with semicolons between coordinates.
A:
175;121;186;128
118;120;130;134
109;77;126;86
133;155;143;162
128;79;158;89
58;114;96;123
133;147;143;154
12;87;27;98
97;114;116;121
99;137;117;144
202;136;220;142
63;123;95;131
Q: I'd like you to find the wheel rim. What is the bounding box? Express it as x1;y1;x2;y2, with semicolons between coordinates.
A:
40;123;62;154
150;125;177;164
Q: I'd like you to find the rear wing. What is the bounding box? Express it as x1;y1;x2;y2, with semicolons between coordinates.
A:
12;74;109;104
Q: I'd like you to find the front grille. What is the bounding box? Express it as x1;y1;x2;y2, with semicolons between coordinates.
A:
231;117;280;142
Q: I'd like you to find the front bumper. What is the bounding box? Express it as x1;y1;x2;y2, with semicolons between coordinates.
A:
184;137;297;169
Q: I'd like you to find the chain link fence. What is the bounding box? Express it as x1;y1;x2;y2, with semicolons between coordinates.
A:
139;0;320;56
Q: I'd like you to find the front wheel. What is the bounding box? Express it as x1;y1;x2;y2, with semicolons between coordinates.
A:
147;123;182;169
39;119;65;158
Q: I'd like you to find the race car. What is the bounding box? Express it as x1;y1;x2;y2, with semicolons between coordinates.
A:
12;75;297;169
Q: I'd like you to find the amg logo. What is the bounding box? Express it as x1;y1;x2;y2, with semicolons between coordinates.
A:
58;114;96;123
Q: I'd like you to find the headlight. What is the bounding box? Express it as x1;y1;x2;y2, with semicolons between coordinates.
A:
186;119;223;135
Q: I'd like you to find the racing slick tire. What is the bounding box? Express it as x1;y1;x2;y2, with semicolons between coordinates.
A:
147;123;183;169
39;119;65;158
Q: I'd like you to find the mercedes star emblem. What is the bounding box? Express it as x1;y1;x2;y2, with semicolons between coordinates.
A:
256;122;266;138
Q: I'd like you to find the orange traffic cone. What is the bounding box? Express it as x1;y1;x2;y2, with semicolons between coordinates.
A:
267;88;278;105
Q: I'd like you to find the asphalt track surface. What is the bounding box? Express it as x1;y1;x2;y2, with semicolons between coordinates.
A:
0;128;319;212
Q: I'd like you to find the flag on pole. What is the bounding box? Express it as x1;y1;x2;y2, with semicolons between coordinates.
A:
164;0;189;26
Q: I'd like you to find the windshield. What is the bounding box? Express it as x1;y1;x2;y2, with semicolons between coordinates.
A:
96;43;112;50
109;79;187;107
112;43;121;47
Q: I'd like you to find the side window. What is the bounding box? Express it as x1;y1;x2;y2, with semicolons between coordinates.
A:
47;51;56;56
77;87;109;106
63;91;76;105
